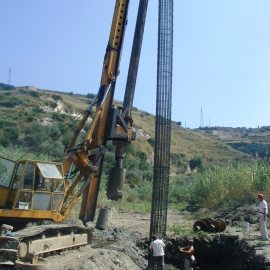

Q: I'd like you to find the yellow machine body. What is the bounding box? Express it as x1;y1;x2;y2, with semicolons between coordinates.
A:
0;157;67;225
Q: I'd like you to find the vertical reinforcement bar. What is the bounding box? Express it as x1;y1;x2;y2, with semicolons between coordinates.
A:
150;0;173;240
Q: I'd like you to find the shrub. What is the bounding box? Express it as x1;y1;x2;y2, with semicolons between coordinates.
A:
51;113;67;122
3;127;19;144
51;94;63;101
0;134;9;147
106;141;115;152
0;96;23;107
168;175;194;203
22;122;64;158
44;100;58;109
189;162;257;209
103;151;115;175
147;138;155;147
126;144;136;155
30;91;39;98
26;115;35;122
126;169;142;187
252;161;270;191
0;119;14;128
136;151;151;171
136;182;152;201
171;153;186;173
31;106;43;114
19;89;40;98
189;157;203;171
86;93;96;100
141;169;153;181
123;157;139;170
0;83;16;90
229;142;270;158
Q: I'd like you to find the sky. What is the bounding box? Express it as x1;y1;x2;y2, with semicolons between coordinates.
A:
0;1;270;129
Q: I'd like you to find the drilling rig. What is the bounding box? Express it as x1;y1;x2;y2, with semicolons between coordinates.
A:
0;0;148;266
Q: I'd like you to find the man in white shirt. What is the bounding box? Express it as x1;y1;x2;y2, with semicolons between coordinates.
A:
257;193;269;240
148;235;165;269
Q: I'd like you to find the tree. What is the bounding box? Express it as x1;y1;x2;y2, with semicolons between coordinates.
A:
189;157;203;171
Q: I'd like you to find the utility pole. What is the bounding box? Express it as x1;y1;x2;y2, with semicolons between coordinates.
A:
7;67;11;85
200;107;204;128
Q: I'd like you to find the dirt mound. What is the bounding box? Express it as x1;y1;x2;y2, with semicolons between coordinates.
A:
45;209;184;270
47;227;148;270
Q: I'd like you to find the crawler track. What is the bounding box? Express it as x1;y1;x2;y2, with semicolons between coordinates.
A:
0;224;92;265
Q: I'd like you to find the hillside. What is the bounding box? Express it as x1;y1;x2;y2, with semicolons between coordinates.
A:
196;126;270;159
0;83;256;175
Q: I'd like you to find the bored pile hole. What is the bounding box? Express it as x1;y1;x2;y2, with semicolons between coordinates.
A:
165;234;270;270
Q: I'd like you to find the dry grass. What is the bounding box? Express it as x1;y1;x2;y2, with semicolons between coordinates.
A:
0;86;254;172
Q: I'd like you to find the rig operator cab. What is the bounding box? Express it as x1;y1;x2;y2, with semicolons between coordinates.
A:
0;158;65;212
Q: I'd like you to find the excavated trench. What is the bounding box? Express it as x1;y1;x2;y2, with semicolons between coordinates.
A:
90;215;270;270
165;234;270;270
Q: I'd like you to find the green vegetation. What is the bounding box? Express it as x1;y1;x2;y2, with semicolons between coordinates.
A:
0;83;16;90
0;95;24;107
44;100;58;108
167;223;193;237
96;160;270;217
0;145;51;161
51;94;63;101
2;83;270;218
228;142;270;158
190;160;270;210
19;88;40;98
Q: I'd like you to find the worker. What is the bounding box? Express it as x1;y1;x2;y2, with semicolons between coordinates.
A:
1;224;15;237
148;235;165;270
257;193;269;241
179;239;195;270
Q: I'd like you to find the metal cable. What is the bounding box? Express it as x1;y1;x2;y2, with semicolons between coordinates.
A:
18;98;97;160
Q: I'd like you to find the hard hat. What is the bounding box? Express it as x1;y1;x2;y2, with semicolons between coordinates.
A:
257;193;264;199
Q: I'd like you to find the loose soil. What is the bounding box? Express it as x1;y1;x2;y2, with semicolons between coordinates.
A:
46;205;270;270
47;209;185;270
2;205;270;270
47;206;270;270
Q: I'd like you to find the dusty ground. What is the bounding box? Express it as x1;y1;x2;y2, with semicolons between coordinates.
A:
2;205;269;270
45;206;270;270
46;209;186;270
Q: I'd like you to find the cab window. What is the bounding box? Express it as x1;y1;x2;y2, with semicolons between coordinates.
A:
23;163;35;189
13;162;25;189
0;157;16;187
16;191;32;209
